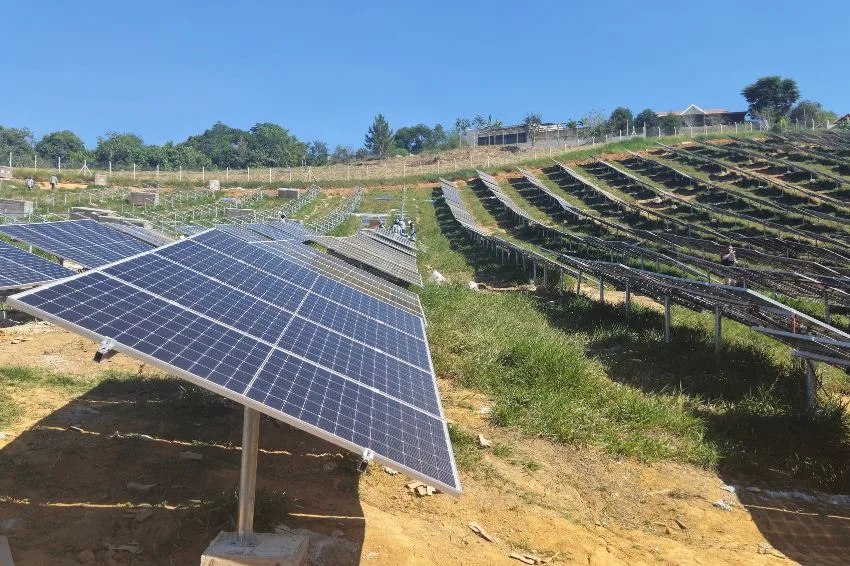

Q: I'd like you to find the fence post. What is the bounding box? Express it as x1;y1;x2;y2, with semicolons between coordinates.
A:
179;166;182;181
289;167;292;182
58;156;61;172
227;167;229;181
202;166;205;182
133;163;135;181
247;166;250;182
109;161;112;174
34;155;37;170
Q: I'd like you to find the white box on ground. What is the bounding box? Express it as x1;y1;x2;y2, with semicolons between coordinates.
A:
200;531;309;566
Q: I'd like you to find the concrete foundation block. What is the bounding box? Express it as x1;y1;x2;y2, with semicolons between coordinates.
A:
200;531;309;566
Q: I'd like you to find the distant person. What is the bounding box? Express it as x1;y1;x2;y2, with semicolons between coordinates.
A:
720;245;737;284
279;211;287;220
391;220;402;235
49;174;58;191
25;176;34;190
408;220;416;240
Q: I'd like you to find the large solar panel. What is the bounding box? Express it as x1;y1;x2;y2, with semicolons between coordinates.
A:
252;239;424;317
213;224;272;242
8;229;460;495
104;222;175;246
243;221;315;242
0;240;75;291
366;227;418;254
0;220;155;268
311;234;423;287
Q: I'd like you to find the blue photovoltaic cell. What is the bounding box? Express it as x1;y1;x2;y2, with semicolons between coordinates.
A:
0;220;154;268
104;223;174;246
0;240;74;290
8;230;459;494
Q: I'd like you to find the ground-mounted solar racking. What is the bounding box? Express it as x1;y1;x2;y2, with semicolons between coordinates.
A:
658;143;850;215
0;219;155;269
622;151;850;247
306;187;365;234
0;240;75;292
310;232;422;287
473;170;707;278
694;139;847;189
769;134;850;169
104;222;175;247
595;157;850;259
7;228;460;549
365;227;417;255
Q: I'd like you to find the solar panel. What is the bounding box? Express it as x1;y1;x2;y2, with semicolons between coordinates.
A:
366;227;417;252
0;240;75;291
176;225;207;236
0;220;155;268
252;240;424;317
311;234;423;287
243;222;314;242
8;229;460;495
213;224;272;242
104;222;175;246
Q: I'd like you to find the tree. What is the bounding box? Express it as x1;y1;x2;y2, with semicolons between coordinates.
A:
395;124;432;153
248;122;305;167
35;130;86;162
523;112;543;145
741;76;800;126
659;112;682;133
790;100;837;126
364;114;394;158
305;140;329;166
330;145;355;164
634;109;660;132
608;107;633;135
0;126;35;159
184;122;252;168
93;132;145;167
579;110;608;139
454;117;471;132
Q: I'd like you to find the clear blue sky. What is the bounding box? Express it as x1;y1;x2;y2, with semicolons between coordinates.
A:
4;0;847;149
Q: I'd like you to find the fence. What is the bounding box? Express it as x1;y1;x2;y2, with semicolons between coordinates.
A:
1;124;842;189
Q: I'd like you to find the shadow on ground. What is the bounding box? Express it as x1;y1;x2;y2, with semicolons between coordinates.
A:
0;377;364;565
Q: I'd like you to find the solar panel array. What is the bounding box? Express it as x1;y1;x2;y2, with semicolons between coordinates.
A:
306;187;365;234
311;232;422;287
104;222;175;246
213;224;272;243
366;227;417;254
0;240;74;291
252;239;424;317
8;229;460;495
246;221;316;242
0;220;155;268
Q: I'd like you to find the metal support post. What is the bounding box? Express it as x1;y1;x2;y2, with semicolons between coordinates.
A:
805;360;816;409
576;270;583;294
543;266;548;287
237;407;261;546
824;291;831;325
599;276;605;304
624;281;631;318
663;296;670;343
532;262;537;280
714;307;722;354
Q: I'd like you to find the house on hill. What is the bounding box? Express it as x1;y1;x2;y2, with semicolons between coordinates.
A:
834;114;850;127
656;105;747;126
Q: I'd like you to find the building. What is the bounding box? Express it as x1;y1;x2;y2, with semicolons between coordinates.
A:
656;104;747;126
834;114;850;127
466;123;571;147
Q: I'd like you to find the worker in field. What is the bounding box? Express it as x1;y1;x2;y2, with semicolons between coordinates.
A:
720;244;737;285
49;174;58;191
25;176;34;190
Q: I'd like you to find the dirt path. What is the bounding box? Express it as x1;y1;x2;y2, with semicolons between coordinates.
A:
1;323;848;565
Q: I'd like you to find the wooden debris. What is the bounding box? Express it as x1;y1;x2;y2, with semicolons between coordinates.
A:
406;480;423;490
468;522;498;543
126;482;156;492
104;543;143;555
675;517;688;530
509;552;551;564
179;451;203;461
67;425;84;433
757;543;785;559
383;467;398;476
477;434;492;448
415;486;428;497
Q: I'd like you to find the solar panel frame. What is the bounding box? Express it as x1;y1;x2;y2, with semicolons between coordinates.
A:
0;240;75;291
7;230;460;494
213;224;273;242
0;220;155;268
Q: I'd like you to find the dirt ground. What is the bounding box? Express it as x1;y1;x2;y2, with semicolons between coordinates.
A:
1;323;849;565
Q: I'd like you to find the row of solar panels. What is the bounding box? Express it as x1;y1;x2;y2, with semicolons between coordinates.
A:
5;227;459;495
439;178;850;368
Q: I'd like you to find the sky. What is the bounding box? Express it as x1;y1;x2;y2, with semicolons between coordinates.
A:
4;0;848;149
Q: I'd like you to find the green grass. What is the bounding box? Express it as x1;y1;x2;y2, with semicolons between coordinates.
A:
0;365;98;392
423;286;718;465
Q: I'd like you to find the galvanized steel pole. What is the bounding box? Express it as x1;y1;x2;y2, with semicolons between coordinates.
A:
237;407;261;546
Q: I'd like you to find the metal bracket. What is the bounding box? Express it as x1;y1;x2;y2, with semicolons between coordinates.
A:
93;338;118;363
358;448;375;473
